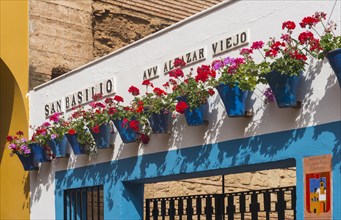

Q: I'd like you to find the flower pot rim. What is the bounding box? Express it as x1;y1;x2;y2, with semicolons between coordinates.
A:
327;48;341;56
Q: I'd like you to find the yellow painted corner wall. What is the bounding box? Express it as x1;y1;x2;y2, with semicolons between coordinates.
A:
0;0;30;219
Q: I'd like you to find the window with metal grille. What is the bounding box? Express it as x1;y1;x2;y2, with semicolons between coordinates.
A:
64;185;104;220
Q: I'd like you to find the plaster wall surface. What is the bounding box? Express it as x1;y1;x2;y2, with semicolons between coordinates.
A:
29;1;341;219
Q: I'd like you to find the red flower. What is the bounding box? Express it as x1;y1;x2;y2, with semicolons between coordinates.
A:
163;82;169;88
298;31;314;44
176;101;189;114
153;87;167;96
123;106;131;111
129;120;140;132
240;48;253;55
250;41;264;50
140;133;150;144
92;125;100;134
122;118;129;127
142;80;154;87
128;86;140;96
114;95;124;103
290;51;307;61
49;113;60;122
195;72;209;83
169;69;184;78
309;38;322;52
68;129;76;135
135;105;144;113
108;107;117;115
105;97;113;104
92;93;103;101
6;136;13;142
282;21;296;30
208;89;215;96
174;58;186;68
95;102;106;108
265;49;278;57
16;131;24;136
169;78;177;85
299;16;319;28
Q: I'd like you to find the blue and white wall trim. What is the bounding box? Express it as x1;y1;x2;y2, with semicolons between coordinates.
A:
29;0;341;219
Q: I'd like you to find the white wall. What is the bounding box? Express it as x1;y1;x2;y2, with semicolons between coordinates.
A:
29;1;341;219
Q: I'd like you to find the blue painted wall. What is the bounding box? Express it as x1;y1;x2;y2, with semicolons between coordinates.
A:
55;121;341;219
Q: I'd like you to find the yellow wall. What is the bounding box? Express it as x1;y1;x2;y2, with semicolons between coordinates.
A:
0;0;30;219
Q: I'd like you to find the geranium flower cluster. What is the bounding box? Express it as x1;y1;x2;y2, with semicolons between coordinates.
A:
6;131;31;156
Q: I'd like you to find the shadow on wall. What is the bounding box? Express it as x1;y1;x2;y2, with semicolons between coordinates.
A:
0;58;30;214
52;121;340;216
30;59;340;217
0;58;14;163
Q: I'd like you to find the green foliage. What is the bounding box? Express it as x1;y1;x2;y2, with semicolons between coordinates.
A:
319;34;341;59
268;54;306;76
173;77;211;109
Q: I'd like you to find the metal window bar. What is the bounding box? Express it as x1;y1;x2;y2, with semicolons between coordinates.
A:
64;185;103;220
145;186;296;220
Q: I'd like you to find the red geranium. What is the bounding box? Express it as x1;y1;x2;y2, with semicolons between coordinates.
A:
142;80;154;87
114;95;124;103
92;93;103;101
299;16;319;28
169;69;184;78
68;129;76;135
176;101;189;114
140;133;150;144
174;58;186;68
282;21;296;30
251;41;264;50
208;89;215;96
6;136;13;142
153;87;167;96
129;120;139;132
298;31;314;44
92;125;100;134
128;86;140;96
16;131;24;136
108;107;117;115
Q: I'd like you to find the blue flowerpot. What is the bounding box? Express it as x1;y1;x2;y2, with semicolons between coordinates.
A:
264;70;300;108
326;48;341;87
90;123;111;148
65;133;85;155
29;143;49;163
48;135;68;157
17;154;38;171
113;119;137;143
148;110;170;134
216;84;249;117
177;96;206;126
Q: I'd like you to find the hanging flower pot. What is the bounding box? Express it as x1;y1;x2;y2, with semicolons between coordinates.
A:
29;143;49;163
148;110;170;134
113;119;137;143
48;135;68;157
89;123;111;149
177;96;206;126
216;84;249;117
17;154;38;171
326;48;341;87
264;70;301;108
65;133;86;155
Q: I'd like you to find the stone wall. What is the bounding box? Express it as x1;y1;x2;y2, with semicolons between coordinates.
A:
28;0;223;88
92;0;223;58
29;0;93;89
145;168;296;198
